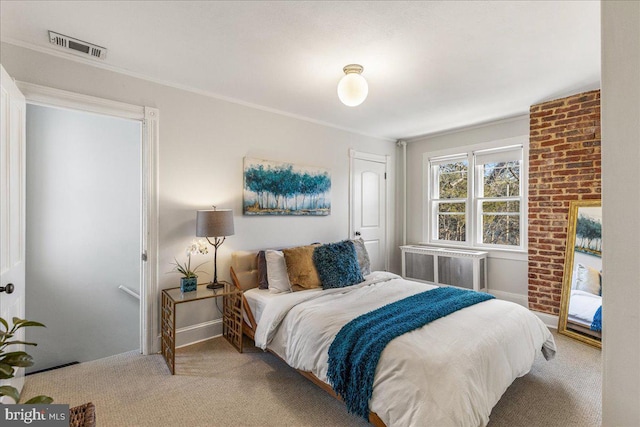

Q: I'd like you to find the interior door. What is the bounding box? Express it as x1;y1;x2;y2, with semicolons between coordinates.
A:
351;155;387;271
0;64;27;400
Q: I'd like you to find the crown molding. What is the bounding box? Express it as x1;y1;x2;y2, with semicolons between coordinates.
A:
1;38;394;143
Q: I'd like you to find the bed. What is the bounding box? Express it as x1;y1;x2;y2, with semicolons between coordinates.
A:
566;263;602;339
567;290;602;339
230;249;556;427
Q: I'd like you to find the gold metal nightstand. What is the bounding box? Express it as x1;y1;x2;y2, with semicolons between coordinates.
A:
161;281;242;374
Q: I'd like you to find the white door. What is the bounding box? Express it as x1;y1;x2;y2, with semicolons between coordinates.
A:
0;65;27;400
351;153;387;271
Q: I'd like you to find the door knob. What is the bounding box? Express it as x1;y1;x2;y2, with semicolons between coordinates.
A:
0;283;14;294
355;231;361;236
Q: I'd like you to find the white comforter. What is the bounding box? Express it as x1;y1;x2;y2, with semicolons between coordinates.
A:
568;289;601;325
255;272;556;427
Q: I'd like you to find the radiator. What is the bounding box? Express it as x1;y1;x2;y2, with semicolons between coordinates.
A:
400;245;488;292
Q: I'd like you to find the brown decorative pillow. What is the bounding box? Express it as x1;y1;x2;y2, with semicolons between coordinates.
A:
283;245;322;291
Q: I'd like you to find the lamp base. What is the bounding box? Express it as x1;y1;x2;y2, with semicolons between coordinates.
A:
207;282;225;290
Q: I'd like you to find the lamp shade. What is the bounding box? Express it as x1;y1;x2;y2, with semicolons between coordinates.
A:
337;64;368;107
196;209;234;237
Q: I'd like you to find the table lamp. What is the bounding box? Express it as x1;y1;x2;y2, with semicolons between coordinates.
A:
196;207;235;289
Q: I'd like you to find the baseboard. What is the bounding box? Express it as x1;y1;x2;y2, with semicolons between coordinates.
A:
483;288;558;329
27;361;79;376
175;319;223;348
530;311;559;330
484;288;528;307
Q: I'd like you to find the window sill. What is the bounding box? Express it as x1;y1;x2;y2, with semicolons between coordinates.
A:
417;242;528;261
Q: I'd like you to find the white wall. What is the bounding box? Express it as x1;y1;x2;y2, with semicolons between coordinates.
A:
601;1;640;425
402;116;530;304
25;104;141;371
0;42;396;347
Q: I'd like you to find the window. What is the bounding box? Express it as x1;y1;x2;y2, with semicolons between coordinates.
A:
475;147;522;247
429;155;469;243
426;143;525;251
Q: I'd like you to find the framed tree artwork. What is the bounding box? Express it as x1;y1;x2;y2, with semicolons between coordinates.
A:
243;158;331;216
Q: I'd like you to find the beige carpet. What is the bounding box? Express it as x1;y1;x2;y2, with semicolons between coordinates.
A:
488;331;601;427
22;331;600;426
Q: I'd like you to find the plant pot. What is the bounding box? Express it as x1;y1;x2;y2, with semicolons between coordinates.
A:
180;276;197;293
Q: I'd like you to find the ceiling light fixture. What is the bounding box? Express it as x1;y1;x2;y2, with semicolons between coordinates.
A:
337;64;368;107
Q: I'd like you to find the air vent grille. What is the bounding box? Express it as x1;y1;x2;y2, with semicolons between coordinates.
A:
48;31;107;60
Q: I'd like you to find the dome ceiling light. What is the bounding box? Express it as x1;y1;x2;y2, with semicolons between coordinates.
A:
337;64;368;107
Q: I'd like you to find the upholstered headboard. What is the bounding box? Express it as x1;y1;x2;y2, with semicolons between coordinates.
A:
231;251;260;291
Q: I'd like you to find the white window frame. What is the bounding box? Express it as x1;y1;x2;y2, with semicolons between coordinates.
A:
423;136;528;255
473;145;524;250
428;153;470;245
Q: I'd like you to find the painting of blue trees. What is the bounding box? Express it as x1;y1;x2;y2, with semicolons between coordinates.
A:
575;207;602;257
243;158;331;216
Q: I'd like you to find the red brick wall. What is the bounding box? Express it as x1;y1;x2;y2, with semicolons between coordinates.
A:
528;90;601;315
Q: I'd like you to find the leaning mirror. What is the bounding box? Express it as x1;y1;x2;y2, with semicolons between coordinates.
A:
558;200;602;348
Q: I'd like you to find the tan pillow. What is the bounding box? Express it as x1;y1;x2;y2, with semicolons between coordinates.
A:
283;245;321;291
231;251;259;291
574;263;601;295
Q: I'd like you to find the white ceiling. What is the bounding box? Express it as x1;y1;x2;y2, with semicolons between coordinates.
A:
0;1;601;140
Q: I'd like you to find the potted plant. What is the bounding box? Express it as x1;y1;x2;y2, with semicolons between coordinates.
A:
0;316;52;404
170;239;209;292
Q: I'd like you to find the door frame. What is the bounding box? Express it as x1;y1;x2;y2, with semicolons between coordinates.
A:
16;81;159;356
1;65;27;398
348;149;390;271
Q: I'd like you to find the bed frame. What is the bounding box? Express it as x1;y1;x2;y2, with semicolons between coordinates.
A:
567;319;602;340
229;251;385;427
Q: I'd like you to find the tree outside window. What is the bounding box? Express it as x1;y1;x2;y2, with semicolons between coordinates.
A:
431;159;468;243
478;161;521;246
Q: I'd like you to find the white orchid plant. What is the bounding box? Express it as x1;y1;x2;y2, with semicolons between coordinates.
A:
170;239;209;279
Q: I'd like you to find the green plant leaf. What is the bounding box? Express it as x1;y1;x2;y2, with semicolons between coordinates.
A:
0;317;48;397
171;257;209;278
0;362;15;379
0;351;28;358
1;352;34;367
2;340;38;347
11;317;25;326
13;321;46;330
0;350;32;361
24;395;53;404
0;385;20;402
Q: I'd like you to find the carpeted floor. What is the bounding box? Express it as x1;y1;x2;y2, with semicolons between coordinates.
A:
21;331;600;426
488;331;601;427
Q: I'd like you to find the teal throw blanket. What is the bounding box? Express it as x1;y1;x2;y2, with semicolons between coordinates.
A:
591;305;602;331
326;286;495;419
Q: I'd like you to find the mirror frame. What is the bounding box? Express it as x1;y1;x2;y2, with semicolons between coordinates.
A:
558;199;602;348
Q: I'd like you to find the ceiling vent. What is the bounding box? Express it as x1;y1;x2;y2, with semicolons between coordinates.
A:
48;31;107;60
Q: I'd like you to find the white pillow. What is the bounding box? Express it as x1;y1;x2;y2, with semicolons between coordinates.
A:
351;238;371;276
574;263;601;295
265;250;291;293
